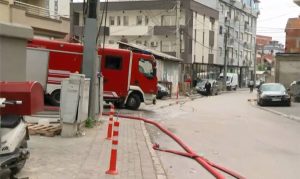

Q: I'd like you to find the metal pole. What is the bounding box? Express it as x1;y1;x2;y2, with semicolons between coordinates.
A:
175;0;180;59
69;0;74;42
82;0;100;120
254;45;257;85
223;26;229;90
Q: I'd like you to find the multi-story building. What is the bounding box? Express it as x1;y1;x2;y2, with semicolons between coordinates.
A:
0;0;69;39
285;17;300;53
72;0;219;82
218;0;260;86
256;35;284;72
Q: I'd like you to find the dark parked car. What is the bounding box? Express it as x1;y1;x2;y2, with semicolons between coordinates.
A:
157;83;169;99
257;83;291;106
288;80;300;102
195;79;220;96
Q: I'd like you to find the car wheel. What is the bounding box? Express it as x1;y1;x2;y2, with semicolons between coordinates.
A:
126;94;141;110
50;89;61;106
233;86;237;91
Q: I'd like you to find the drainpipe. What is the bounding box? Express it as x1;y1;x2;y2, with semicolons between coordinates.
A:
8;0;14;23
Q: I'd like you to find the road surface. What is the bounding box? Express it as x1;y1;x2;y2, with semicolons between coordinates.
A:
141;90;300;179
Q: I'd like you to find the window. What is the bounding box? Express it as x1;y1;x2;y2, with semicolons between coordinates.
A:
219;26;223;35
117;16;121;26
161;15;176;26
139;59;154;77
105;56;122;70
235;31;238;39
123;16;129;26
240;33;244;41
145;16;149;25
219;47;222;56
74;12;80;26
210;17;215;30
136;16;143;25
109;16;115;26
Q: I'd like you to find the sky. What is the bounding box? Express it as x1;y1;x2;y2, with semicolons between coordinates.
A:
257;0;299;45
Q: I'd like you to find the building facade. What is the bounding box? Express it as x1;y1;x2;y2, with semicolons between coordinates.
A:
72;0;219;82
285;17;300;53
218;0;260;86
0;0;69;39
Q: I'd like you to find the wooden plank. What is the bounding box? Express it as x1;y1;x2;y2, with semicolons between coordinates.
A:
27;123;62;137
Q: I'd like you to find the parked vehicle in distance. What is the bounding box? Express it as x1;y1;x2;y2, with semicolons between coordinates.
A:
257;83;291;106
195;79;220;96
288;80;300;102
219;73;238;91
156;83;169;99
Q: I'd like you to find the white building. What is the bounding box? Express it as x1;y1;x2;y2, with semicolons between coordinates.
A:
218;0;260;86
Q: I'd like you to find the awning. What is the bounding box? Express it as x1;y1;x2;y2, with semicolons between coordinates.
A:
118;41;182;62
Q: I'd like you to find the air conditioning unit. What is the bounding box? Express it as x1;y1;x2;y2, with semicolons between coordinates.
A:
150;41;158;47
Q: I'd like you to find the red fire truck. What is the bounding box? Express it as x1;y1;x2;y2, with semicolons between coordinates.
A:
26;39;157;110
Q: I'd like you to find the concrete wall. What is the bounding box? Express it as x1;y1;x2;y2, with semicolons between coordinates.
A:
0;1;10;22
275;54;300;87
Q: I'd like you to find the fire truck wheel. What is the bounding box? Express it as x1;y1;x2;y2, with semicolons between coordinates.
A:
126;94;141;110
50;90;61;106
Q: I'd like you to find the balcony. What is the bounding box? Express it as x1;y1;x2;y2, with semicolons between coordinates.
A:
14;1;59;20
153;26;176;36
109;26;153;36
294;0;300;6
0;1;69;38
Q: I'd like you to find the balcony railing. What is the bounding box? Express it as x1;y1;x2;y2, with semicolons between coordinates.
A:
14;1;60;20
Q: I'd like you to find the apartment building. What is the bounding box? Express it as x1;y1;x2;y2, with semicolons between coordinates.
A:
0;0;69;39
218;0;260;86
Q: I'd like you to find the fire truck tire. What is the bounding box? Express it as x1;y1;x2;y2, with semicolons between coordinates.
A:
50;89;61;106
126;94;141;110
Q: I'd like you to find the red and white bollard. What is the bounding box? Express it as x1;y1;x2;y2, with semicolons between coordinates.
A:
106;104;114;140
106;120;119;175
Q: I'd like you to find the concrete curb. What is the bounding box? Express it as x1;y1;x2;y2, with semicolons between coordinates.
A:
140;121;167;179
249;101;300;122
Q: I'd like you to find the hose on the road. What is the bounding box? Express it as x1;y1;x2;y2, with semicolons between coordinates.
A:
103;112;246;179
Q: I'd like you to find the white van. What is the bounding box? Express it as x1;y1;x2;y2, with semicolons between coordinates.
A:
219;73;238;90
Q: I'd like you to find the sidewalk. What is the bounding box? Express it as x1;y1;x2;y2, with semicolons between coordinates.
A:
16;116;166;179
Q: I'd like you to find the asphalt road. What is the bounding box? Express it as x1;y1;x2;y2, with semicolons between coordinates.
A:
142;90;300;179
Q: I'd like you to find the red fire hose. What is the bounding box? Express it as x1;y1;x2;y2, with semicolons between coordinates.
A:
103;112;246;179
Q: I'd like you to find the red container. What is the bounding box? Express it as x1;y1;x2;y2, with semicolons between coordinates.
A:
0;81;44;115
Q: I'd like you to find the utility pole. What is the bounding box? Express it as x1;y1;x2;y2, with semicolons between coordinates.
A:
82;0;100;120
175;0;180;59
223;26;229;90
69;0;74;42
254;44;257;85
